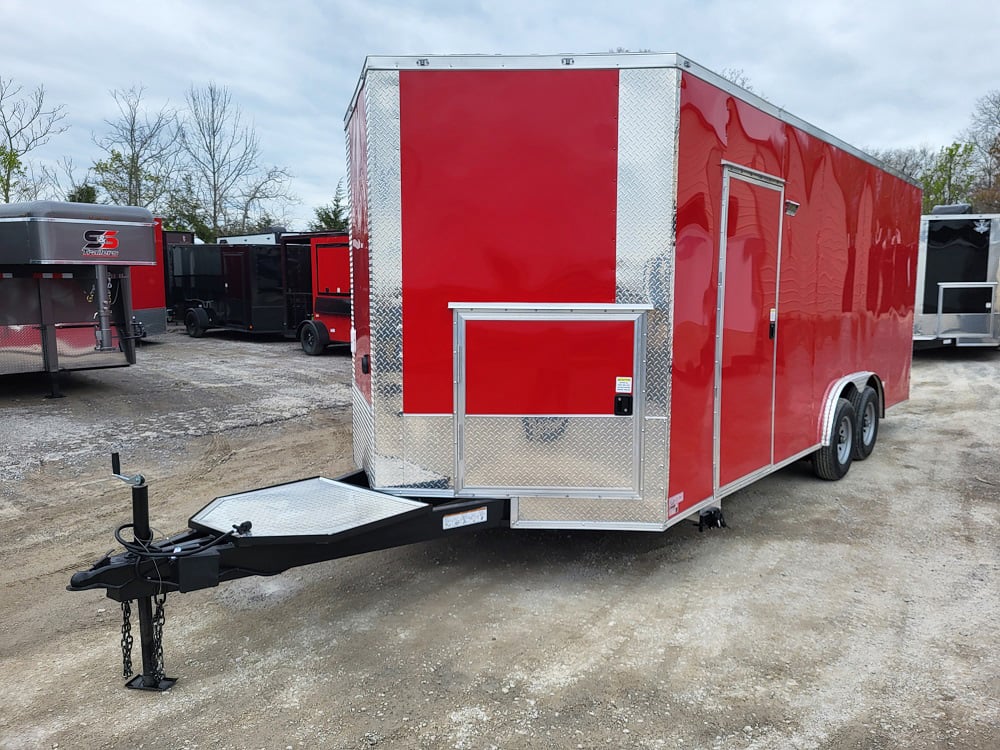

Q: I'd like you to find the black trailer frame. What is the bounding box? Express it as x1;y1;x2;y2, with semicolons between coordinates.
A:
68;456;511;690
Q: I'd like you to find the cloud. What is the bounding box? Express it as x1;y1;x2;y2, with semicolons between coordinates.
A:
5;0;998;227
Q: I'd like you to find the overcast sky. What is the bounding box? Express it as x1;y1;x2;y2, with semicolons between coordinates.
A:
5;0;999;229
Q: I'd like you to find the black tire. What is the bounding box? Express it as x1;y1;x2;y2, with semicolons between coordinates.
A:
850;386;879;460
813;397;856;481
184;308;206;338
300;320;330;355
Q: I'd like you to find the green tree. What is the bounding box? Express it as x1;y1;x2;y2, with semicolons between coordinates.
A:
921;143;976;212
0;77;67;202
161;175;212;240
67;183;98;203
309;179;348;231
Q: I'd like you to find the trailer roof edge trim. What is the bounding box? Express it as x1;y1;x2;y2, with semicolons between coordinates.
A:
343;52;917;188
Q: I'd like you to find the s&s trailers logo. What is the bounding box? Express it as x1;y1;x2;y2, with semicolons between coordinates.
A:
81;230;120;258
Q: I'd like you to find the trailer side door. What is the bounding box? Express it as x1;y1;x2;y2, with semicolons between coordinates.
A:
715;167;783;492
453;304;649;498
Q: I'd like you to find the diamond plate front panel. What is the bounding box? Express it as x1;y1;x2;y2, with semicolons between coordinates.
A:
0;324;43;375
353;386;375;474
402;415;454;490
191;477;427;537
617;66;678;425
462;416;636;493
513;416;668;527
364;70;405;487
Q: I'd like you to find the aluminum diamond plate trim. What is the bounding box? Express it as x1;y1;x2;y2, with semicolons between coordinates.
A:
462;416;637;492
511;496;665;530
617;67;678;424
402;415;454;489
0;324;44;375
353;385;375;473
513;415;668;527
364;70;405;486
191;477;427;537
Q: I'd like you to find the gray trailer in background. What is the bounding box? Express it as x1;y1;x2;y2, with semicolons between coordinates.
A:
0;201;155;394
913;205;1000;349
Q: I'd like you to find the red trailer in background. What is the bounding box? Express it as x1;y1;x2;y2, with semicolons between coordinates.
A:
297;232;351;354
130;218;195;337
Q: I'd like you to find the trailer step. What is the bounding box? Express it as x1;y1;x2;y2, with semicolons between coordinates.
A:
189;477;428;539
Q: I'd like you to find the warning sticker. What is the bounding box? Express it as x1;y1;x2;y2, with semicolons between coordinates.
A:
615;377;633;394
443;506;488;530
668;492;684;517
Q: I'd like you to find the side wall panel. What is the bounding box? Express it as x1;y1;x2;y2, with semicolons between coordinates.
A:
670;73;919;513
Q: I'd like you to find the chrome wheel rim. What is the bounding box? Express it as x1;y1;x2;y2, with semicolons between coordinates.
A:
862;402;876;445
836;414;853;463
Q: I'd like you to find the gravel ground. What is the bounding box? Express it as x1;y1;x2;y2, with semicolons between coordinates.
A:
0;330;997;750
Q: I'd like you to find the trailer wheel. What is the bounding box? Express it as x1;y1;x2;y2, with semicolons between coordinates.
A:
184;308;208;338
300;320;330;355
849;386;879;461
813;397;855;481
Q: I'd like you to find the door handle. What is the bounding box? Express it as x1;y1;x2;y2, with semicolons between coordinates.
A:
769;308;777;340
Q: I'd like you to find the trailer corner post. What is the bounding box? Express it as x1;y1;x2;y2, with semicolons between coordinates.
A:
112;453;177;692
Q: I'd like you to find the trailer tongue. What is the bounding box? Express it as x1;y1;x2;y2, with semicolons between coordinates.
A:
68;455;507;690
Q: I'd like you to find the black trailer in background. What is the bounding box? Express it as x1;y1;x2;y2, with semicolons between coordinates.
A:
168;243;312;338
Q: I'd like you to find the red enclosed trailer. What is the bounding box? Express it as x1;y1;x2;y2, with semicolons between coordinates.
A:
345;52;921;526
129;219;195;337
70;53;923;688
298;232;351;354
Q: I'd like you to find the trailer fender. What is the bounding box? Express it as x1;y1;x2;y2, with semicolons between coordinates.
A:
817;372;883;447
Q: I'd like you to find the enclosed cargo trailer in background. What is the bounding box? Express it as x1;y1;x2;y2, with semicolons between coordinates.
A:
912;205;1000;349
129;219;195;337
297;232;351;354
169;232;351;351
0;201;154;394
70;53;922;689
169;242;310;338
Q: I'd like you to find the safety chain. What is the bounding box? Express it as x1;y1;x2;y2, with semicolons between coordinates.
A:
151;593;167;684
120;600;134;678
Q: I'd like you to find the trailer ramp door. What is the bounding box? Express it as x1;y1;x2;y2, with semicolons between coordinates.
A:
715;167;783;492
452;304;649;498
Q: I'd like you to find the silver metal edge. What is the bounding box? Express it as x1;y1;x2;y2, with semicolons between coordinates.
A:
448;302;653;312
0;217;154;227
717;444;819;499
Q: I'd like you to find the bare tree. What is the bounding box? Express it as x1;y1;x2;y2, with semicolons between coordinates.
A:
865;145;935;181
962;90;1000;211
179;82;292;238
0;77;68;202
91;86;179;209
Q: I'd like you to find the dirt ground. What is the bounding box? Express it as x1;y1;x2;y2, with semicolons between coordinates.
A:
0;330;997;750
